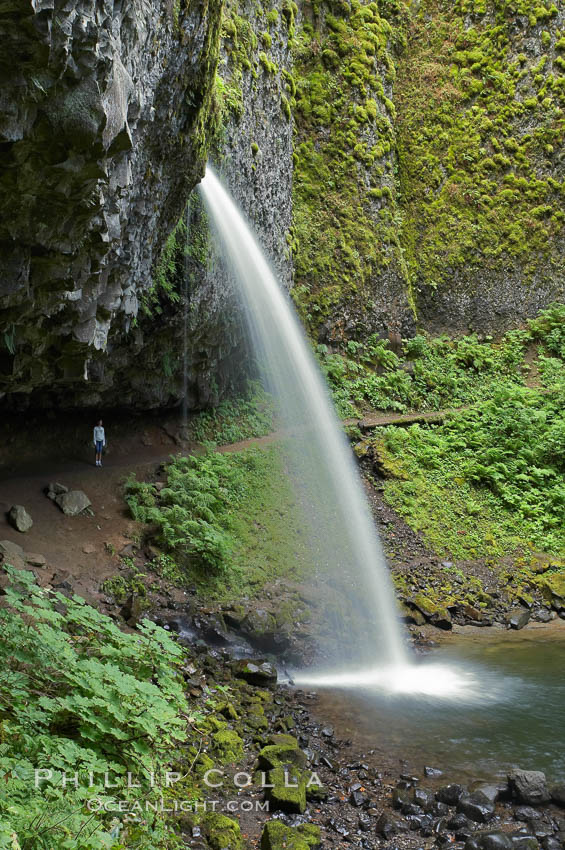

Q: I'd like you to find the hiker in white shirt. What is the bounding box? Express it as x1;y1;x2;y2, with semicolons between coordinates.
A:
93;420;106;467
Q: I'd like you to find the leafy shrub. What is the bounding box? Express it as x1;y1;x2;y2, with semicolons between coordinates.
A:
317;329;528;416
126;450;265;572
380;384;565;557
188;381;274;444
0;569;189;849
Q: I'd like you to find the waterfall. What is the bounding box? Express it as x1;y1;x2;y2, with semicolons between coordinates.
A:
199;165;408;671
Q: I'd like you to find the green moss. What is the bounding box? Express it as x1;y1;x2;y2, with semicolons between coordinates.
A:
261;821;321;850
257;741;307;770
266;766;307;813
203;813;243;850
211;728;244;764
291;0;413;333
396;0;564;293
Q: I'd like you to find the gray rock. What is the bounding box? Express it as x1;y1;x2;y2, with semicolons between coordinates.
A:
457;791;496;823
8;505;33;533
436;784;465;806
234;660;277;686
511;837;540;850
48;483;68;496
515;807;543;822
550;786;565;808
507;608;531;630
55;490;91;516
0;540;25;561
1;0;222;410
508;771;551;806
26;553;47;568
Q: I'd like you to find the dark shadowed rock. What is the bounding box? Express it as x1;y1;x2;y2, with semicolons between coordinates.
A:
376;812;407;838
550;786;565;808
466;832;514;850
508;771;551;806
437;784;465;806
8;505;33;533
457;791;496;823
48;483;68;496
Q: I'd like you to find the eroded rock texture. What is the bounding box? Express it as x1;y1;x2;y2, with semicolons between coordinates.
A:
0;0;221;407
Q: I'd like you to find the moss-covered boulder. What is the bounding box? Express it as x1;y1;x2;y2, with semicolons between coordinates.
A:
411;593;452;630
261;820;321;850
266;765;307;813
537;572;565;607
203;813;243;850
211;728;244;764
258;739;307;771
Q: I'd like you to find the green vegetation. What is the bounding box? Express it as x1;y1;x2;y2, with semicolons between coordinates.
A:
318;304;565;417
126;444;314;597
318;328;527;417
378;382;564;559
187;382;274;443
0;569;190;849
359;306;565;560
397;0;565;295
291;0;411;330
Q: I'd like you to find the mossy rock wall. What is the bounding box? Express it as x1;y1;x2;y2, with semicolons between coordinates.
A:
290;0;564;341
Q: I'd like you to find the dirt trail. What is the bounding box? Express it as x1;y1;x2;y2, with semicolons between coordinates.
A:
0;401;483;601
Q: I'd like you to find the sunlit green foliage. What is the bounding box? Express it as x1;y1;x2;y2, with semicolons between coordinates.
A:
379;383;565;558
0;570;189;850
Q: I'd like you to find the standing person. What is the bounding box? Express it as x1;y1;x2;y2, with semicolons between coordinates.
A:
93;419;106;467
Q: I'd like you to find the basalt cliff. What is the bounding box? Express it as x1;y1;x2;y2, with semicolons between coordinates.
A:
1;0;563;409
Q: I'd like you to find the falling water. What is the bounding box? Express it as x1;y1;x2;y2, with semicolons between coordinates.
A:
199;165;408;673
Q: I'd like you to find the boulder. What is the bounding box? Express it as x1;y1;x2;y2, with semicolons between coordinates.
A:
411;594;452;630
511;838;540;850
266;765;307;813
550;785;565;807
465;832;514;850
55;490;91;516
48;482;68;496
506;608;531;630
0;539;25;560
202;813;242;850
376;812;407;838
8;505;33;533
457;791;496;823
233;660;277;686
0;540;26;570
257;740;307;771
436;784;465;806
508;771;551;806
26;553;47;568
260;821;321;850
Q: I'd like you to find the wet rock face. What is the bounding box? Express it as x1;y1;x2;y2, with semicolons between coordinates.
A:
0;0;221;406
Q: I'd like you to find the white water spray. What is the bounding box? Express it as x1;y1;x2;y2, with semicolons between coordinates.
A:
199;167;477;699
200;165;408;671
